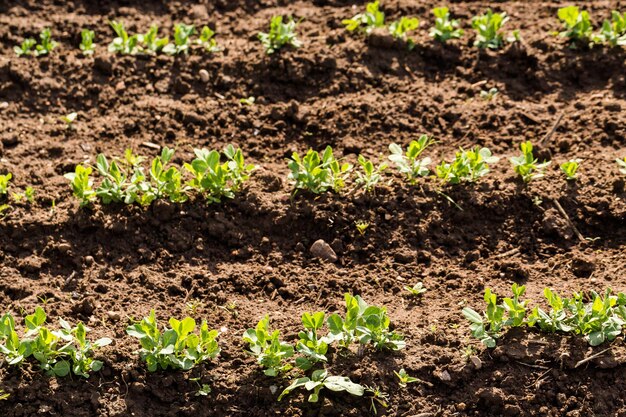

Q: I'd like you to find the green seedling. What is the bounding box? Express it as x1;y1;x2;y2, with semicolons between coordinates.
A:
126;310;220;371
0;173;11;196
355;154;387;193
509;141;551;183
389;17;419;50
0;390;8;400
239;96;256;106
436;147;499;184
471;9;511;49
405;282;427;297
462;284;528;347
594;11;626;46
394;368;419;388
327;294;405;351
480;87;499;100
388;135;434;184
365;386;390;414
288;146;352;194
60;112;78;129
243;315;293;376
139;25;169;54
258;16;302;54
163;23;195;55
184;144;255;203
430;7;464;42
295;312;331;370
343;1;385;35
14;38;36;57
190;377;212;396
278;369;364;403
616;157;626;175
560;159;580;180
196;26;220;52
34;28;57;56
0;307;111;377
108;20;140;55
11;186;35;204
64;165;96;206
79;29;96;56
557;6;593;46
143;147;188;203
355;220;370;236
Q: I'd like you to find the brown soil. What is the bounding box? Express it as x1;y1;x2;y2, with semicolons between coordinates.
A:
1;0;626;416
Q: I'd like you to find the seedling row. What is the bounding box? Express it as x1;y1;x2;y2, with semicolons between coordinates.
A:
11;5;626;58
2;286;625;407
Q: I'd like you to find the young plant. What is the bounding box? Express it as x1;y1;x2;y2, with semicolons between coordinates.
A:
126;311;220;371
295;312;331;370
14;38;36;57
64;165;96;206
405;282;427;297
278;369;364;403
243;315;293;376
560;159;580;181
196;26;220;52
12;186;35;204
617;157;626;175
557;6;593;46
355;155;387;193
79;29;96;56
163;23;195;55
355;220;370;236
430;7;464;42
288;146;352;194
140;25;169;54
108;20;140;55
143;147;188;204
0;173;11;196
60;112;78;129
342;1;385;35
394;368;419;388
388;135;434;184
480;87;499;100
436;147;499;184
327;294;405;351
471;9;511;49
389;17;419;50
258;16;302;54
594;11;626;47
0;308;111;377
462;284;528;348
34;28;57;56
184;144;255;203
509;141;551;183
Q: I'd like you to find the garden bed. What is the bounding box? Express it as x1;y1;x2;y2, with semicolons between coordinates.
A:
1;0;626;416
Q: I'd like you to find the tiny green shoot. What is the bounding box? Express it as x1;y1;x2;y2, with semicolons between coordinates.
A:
258;16;302;54
79;29;96;56
430;7;464;42
560;159;580;181
343;1;385;35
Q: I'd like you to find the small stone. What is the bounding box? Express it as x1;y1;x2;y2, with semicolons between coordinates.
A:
107;311;121;322
470;355;482;369
603;101;621;112
57;242;71;254
115;81;125;91
84;255;94;266
310;239;338;262
0;102;8;109
199;69;210;83
269;385;278;394
438;370;451;381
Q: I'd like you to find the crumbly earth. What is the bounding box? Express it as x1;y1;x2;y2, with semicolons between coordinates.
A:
0;1;626;416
